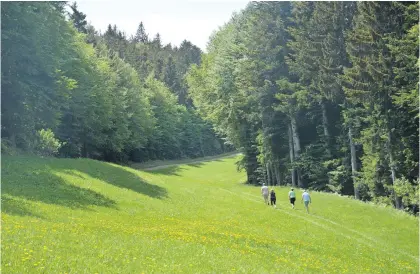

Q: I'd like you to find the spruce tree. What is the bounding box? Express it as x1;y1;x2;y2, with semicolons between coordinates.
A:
343;2;408;208
134;22;149;43
68;2;87;33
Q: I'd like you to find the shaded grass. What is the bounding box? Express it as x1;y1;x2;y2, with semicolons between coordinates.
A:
1;196;45;219
130;151;238;170
1;155;418;273
2;156;167;214
146;165;184;176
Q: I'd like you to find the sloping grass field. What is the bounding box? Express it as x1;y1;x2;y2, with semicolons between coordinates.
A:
1;155;419;273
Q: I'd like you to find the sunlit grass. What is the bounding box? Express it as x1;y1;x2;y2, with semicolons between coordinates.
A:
2;155;418;273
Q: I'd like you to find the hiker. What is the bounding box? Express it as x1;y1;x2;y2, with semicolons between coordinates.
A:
302;189;311;213
261;183;269;205
270;189;277;208
288;188;296;209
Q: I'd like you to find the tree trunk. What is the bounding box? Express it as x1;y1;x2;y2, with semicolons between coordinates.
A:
321;100;331;156
266;162;272;186
246;167;258;185
274;163;281;186
290;117;301;154
288;123;297;187
290;117;303;187
270;162;275;186
245;149;259;185
244;129;260;185
349;126;360;199
387;131;402;209
10;134;17;149
82;141;87;158
199;133;205;157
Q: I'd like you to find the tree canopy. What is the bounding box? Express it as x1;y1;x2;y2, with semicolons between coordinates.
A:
2;2;230;164
187;1;419;213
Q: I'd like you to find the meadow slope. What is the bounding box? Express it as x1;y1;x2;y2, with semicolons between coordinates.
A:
2;155;419;273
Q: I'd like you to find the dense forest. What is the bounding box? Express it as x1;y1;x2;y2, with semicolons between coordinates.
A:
186;2;419;212
2;2;231;163
1;2;418;213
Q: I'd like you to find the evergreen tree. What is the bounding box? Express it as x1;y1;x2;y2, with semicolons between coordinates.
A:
163;55;179;92
68;2;87;33
152;33;162;48
343;2;409;208
187;1;418;211
134;22;148;43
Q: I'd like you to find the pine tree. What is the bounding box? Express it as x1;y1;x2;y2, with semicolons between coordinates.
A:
163;55;179;94
68;2;87;33
288;2;357;194
386;2;419;210
343;2;408;208
134;22;148;43
152;33;162;48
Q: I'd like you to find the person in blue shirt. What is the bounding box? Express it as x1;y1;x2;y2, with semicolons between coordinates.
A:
301;190;312;213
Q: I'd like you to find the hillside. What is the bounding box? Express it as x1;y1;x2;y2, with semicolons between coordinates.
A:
2;155;419;273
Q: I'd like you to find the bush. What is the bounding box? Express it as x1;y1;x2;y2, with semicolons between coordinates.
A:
372;196;393;207
1;138;22;156
393;176;419;211
35;129;63;157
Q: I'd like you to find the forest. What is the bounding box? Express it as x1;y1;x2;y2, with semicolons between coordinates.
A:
1;2;419;213
2;2;232;164
186;2;419;212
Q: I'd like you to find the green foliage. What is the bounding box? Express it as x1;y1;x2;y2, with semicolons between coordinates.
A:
393;177;419;211
187;1;418;210
1;139;23;156
341;2;418;209
1;2;226;165
134;22;148;43
68;2;87;33
295;144;329;191
2;2;74;149
324;159;350;194
35;129;63;157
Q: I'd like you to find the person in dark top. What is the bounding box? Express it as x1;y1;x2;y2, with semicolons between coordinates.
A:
270;189;276;208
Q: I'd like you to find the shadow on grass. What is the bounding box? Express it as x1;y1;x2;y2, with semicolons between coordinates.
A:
142;157;225;175
53;159;168;199
2;195;45;219
186;158;224;167
131;153;236;169
2;163;117;211
186;162;204;168
146;165;184;176
2;156;168;216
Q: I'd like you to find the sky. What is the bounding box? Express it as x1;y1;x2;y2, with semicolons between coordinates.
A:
75;0;250;51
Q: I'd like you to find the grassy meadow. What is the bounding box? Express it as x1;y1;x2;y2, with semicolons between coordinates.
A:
1;155;418;273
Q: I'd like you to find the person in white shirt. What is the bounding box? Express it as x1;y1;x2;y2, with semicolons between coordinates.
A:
288;188;296;209
301;190;311;213
261;183;269;205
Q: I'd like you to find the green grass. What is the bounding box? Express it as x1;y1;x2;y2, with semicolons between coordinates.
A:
2;154;419;273
129;151;239;169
